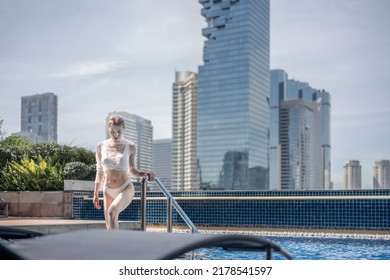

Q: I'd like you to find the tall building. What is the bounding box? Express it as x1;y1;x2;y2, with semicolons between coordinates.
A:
171;71;199;191
280;100;321;190
270;69;331;190
314;90;331;189
21;92;58;142
106;112;153;182
373;160;390;189
269;70;287;190
153;139;172;190
197;0;270;190
343;160;362;190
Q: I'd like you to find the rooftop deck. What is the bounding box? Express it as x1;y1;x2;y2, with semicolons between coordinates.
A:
0;217;140;234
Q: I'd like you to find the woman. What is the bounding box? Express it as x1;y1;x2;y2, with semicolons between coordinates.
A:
93;115;155;229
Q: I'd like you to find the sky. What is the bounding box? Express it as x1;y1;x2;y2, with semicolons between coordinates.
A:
0;0;389;189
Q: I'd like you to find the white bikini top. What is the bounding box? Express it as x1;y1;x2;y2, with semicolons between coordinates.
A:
95;139;142;184
99;139;130;172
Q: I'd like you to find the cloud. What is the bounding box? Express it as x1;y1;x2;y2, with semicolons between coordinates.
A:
50;60;129;78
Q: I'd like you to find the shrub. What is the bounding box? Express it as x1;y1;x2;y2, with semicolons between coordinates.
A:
0;136;31;168
29;142;95;166
64;162;96;181
0;155;63;191
0;136;96;191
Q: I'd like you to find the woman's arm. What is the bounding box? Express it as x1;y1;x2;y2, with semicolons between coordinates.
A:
93;143;104;209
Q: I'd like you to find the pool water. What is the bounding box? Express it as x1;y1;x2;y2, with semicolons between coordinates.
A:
274;236;390;260
178;235;390;260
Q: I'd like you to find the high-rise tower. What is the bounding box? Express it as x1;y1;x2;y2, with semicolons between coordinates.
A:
279;99;321;190
171;71;199;191
153;139;172;190
21;92;58;142
343;160;362;190
270;69;331;190
373;160;390;189
197;0;270;190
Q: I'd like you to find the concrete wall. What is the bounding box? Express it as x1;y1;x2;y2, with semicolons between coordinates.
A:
64;180;95;192
0;191;70;217
0;180;96;218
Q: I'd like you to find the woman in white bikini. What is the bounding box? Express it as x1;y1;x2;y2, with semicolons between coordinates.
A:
93;115;155;229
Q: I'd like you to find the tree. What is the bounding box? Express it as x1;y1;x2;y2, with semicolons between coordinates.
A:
1;135;31;148
0;135;32;168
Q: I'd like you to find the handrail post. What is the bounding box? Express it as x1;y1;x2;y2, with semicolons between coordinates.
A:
153;177;199;234
167;197;173;232
140;177;147;231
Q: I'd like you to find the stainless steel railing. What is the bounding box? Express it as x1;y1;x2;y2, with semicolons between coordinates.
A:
140;176;199;234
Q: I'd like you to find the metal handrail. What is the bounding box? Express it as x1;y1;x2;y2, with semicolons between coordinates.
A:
140;176;199;234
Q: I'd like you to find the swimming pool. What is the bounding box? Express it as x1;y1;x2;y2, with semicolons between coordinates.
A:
173;230;390;260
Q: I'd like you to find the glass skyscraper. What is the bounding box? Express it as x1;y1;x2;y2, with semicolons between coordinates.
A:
279;100;321;190
197;0;270;190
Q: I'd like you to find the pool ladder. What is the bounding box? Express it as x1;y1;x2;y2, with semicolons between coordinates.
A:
140;176;199;234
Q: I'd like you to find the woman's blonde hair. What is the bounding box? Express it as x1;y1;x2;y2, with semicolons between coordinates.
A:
108;115;125;129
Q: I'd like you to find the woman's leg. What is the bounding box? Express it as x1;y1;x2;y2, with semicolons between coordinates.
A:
103;191;114;229
106;183;135;229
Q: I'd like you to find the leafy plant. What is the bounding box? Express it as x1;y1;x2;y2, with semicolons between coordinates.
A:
0;155;64;191
0;136;96;191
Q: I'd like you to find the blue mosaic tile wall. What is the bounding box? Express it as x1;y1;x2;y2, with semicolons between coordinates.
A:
72;189;390;230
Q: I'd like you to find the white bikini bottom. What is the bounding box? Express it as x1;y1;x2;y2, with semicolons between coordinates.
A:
103;178;132;199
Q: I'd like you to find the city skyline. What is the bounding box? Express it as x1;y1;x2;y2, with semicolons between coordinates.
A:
0;0;389;189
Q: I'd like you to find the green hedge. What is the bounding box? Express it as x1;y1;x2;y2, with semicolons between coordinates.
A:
64;161;96;181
